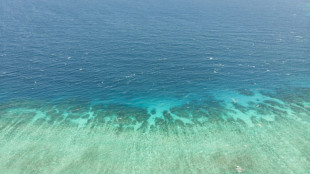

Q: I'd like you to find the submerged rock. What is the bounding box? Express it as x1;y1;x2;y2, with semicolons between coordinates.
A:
151;109;156;115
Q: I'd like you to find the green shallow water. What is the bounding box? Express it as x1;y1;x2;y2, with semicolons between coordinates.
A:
1;88;310;173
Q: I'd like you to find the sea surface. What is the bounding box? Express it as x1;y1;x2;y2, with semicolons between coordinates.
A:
1;0;310;173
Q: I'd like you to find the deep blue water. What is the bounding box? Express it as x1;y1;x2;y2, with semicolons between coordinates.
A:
1;0;310;105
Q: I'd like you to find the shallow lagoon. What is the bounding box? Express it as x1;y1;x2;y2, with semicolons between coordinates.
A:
1;87;310;173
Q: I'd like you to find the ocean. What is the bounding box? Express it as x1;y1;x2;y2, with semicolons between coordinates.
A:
1;0;310;173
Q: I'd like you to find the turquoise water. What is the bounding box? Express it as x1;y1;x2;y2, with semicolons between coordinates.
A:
1;0;310;173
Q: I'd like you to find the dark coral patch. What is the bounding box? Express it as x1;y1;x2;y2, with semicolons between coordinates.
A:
238;89;255;96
